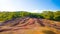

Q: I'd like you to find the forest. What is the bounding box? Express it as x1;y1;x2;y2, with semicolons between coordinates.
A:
0;11;60;22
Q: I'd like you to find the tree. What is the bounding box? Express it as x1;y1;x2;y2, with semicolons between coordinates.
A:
53;11;60;21
41;11;54;20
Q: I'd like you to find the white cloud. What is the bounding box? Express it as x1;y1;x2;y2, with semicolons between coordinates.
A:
0;0;15;11
28;9;42;13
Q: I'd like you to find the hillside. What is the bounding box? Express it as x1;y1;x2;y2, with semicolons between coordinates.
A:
0;17;60;34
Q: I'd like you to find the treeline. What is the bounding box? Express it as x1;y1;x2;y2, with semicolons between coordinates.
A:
0;11;60;21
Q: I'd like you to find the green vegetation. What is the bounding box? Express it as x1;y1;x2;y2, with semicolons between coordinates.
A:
0;11;60;22
42;30;56;34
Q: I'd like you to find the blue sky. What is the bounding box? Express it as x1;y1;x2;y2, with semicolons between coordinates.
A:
0;0;60;12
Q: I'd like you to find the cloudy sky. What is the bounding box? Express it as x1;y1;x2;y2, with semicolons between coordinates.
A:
0;0;60;12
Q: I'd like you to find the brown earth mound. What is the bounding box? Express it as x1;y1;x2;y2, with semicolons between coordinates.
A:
0;17;60;34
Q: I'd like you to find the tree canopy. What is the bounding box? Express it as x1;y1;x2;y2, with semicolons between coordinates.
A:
0;11;60;22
